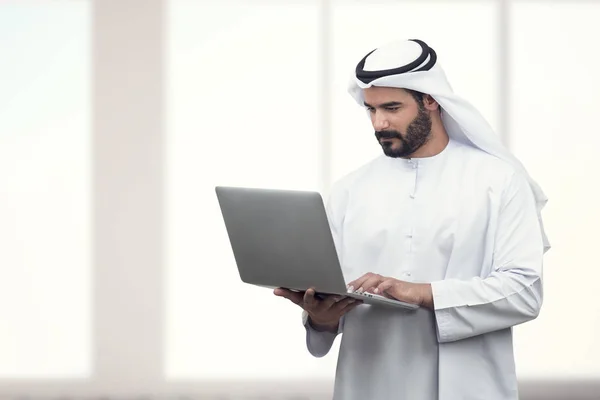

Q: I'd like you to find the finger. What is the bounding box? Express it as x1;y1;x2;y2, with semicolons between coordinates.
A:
375;279;397;297
361;276;385;293
321;294;344;309
339;298;362;313
274;288;304;305
346;275;367;292
374;280;393;293
347;273;377;293
303;288;318;310
333;296;357;312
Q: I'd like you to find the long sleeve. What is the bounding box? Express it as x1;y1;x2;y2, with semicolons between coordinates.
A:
431;171;545;343
303;311;344;357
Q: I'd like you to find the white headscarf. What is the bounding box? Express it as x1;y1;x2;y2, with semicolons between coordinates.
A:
348;39;550;253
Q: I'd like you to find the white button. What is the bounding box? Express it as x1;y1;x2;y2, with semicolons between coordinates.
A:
409;193;415;199
403;272;412;277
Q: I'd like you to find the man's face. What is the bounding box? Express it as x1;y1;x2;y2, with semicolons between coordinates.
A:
363;86;432;158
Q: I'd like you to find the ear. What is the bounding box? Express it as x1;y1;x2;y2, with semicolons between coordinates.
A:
422;94;439;111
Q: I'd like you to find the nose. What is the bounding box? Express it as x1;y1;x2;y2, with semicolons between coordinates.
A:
372;110;390;131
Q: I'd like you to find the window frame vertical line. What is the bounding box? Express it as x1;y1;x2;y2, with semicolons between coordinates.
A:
499;0;511;149
319;0;333;195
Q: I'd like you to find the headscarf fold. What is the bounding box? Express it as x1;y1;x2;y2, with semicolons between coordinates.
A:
347;39;550;253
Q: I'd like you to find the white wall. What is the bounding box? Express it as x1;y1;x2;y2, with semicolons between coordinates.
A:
165;0;334;381
509;1;600;380
0;1;91;378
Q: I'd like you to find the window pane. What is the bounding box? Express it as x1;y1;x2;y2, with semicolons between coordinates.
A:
330;0;500;182
0;1;91;378
509;2;600;380
166;0;335;380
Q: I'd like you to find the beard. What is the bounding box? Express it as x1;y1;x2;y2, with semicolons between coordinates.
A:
374;106;432;158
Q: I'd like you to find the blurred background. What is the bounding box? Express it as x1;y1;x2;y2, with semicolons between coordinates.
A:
0;0;598;399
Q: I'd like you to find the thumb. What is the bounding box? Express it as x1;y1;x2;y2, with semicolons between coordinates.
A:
375;279;395;295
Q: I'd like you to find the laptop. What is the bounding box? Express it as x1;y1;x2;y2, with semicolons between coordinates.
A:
215;186;419;311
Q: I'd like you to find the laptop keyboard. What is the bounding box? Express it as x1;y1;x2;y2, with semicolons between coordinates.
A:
348;289;389;301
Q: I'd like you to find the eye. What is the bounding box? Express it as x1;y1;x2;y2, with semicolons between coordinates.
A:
385;107;400;112
366;107;375;113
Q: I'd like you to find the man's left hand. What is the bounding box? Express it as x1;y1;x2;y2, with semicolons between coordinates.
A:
347;272;434;309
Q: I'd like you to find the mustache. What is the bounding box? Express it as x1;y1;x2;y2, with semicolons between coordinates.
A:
375;130;402;140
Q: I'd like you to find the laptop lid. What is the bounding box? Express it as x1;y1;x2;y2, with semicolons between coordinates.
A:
215;186;348;295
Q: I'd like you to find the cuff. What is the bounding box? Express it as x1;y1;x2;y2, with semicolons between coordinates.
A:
431;279;460;310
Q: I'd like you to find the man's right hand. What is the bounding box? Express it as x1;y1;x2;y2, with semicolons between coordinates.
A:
274;287;361;333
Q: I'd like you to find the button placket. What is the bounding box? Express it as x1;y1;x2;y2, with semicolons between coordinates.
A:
408;159;418;198
408;161;419;253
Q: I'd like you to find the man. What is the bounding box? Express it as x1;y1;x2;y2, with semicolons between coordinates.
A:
274;39;549;400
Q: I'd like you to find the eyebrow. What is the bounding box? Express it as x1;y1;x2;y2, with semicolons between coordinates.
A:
363;101;403;108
